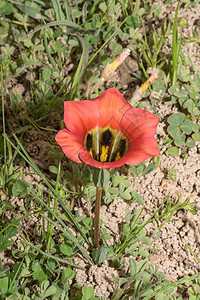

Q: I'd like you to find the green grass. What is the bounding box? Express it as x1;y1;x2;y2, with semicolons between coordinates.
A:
0;0;200;299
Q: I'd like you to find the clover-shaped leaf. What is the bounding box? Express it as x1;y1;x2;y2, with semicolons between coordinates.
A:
186;137;195;147
168;84;180;95
180;120;193;134
178;96;188;106
178;68;190;82
167;147;179;156
193;123;200;132
192;133;200;141
174;135;185;147
167;113;185;126
167;125;182;139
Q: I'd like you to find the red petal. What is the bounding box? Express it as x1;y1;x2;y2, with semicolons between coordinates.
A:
92;88;132;130
55;129;85;163
119;107;159;139
64;100;99;138
123;138;160;165
118;107;160;164
79;150;129;169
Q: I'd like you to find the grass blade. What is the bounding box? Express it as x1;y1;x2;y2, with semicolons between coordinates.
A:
51;0;65;20
68;32;89;99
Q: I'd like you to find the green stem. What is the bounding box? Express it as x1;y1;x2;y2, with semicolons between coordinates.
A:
94;187;102;248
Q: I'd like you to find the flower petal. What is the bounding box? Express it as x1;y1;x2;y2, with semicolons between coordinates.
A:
119;107;160;139
93;88;132;130
118;107;160;165
64;100;99;138
55;129;85;163
79;150;129;169
123;138;160;165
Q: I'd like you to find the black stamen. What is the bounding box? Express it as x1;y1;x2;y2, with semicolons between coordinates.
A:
102;129;112;146
119;139;126;157
110;138;127;162
86;133;93;151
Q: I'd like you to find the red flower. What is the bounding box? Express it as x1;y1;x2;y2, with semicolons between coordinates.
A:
55;88;160;169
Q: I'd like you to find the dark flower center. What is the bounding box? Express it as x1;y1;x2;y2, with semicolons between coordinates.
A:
84;126;128;162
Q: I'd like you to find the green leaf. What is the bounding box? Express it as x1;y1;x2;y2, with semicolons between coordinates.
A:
92;247;107;265
180;120;193;134
16;4;42;19
20;267;30;277
136;163;145;174
61;268;76;282
82;286;94;299
99;2;107;13
140;248;149;257
129;258;137;277
0;220;19;252
142;163;156;175
178;68;190;82
113;176;130;188
129;162;144;176
192;133;200;141
0;277;8;294
12;180;30;198
135;271;151;281
167;125;182;139
0;236;12;252
43;285;57;298
42;67;51;81
189;296;197;300
129;166;137;175
68;39;79;46
174;135;185;147
60;242;73;256
120;191;132;200
82;169;93;186
125;16;140;28
167;113;185;126
139;236;151;245
186;138;195;147
183;99;200;115
168;85;178;95
49;166;58;174
193;123;200;132
82;218;93;230
0;0;13;14
32;260;48;285
167;147;179;156
5;133;92;264
72;163;81;181
107;187;118;195
93;169;110;187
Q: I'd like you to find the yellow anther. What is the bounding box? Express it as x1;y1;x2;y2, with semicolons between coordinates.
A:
115;152;121;161
89;148;93;157
100;145;109;162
